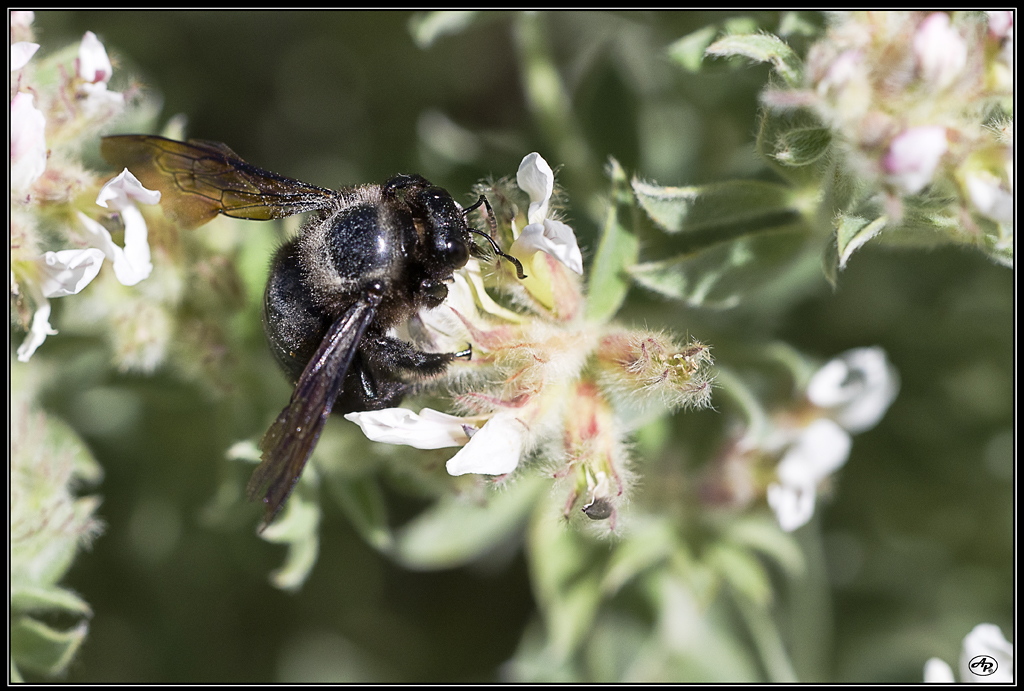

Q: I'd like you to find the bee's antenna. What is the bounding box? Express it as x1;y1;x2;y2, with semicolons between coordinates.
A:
464;195;527;279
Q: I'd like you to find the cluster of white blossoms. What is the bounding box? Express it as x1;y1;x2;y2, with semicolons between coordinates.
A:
704;347;899;532
11;14;162;362
348;152;714;526
766;11;1013;246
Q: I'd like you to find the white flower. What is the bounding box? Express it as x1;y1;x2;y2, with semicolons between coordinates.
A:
76;31;112;83
883;126;948;195
986;11;1013;40
84;168;161;286
766;418;852;531
36;249;106;298
344;408;471;449
913;13;967;89
16;172;160;361
445;411;527;476
965;172;1014;225
75;31;124;117
16;249;106;362
346;405;529;477
807;346;900;433
10;11;34;29
816;49;863;95
924;623;1014;683
510;152;584;274
16;295;57;363
10;92;47;194
10;42;39;71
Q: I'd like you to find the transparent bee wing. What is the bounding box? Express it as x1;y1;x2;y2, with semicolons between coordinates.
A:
247;296;379;530
101;135;340;228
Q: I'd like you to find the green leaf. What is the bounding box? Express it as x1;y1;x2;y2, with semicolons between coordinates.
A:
632;178;795;236
706;32;802;86
10;585;92;617
601;516;676;595
724;517;805;579
667;25;719;72
329;474;393;553
546;574;602;663
586;158;639;323
10;616;88;677
628;224;810;308
528;498;595;608
772;126;832;167
706;543;772;607
393;474;546;570
835;213;887;269
260;491;322;592
408;11;480;49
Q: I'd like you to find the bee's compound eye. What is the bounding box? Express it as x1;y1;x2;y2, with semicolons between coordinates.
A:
445;238;469;268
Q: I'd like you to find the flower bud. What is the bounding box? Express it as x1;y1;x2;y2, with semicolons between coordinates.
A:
597;330;713;410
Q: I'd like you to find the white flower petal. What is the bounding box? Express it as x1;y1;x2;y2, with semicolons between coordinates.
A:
923;657;956;683
78;211;150;287
11;42;39;71
446;412;526;476
96;169;162;209
10;92;47;193
517;152;554;224
345;407;470;449
776;418;852;487
986;11;1013;40
766;481;816;532
37;248;106;297
77;31;113;83
118;205;154;285
883;126;948;195
914;13;967;89
510;219;584;274
959;623;1014;683
809;347;899;434
78;81;125;118
965;173;1014;225
77;211;119;260
16;299;57;362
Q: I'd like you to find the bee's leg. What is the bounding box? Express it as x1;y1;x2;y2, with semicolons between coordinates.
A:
360;334;470;377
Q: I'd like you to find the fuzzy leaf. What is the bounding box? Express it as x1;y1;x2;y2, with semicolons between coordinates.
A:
10;616;88;677
836;213;888;269
586;158;639;322
408;11;480;49
632;178;795;238
706;32;802;86
773;126;832;167
393;474;545;570
629;224;809;308
10;584;92;617
667;25;719;72
601;516;677;595
260;490;321;592
546;574;602;663
724;517;805;578
330;474;393;553
706;543;772;606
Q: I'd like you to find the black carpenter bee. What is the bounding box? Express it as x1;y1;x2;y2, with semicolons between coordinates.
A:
101;135;525;529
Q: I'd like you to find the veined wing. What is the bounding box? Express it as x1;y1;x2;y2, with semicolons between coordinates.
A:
247;295;379;530
101;135;339;228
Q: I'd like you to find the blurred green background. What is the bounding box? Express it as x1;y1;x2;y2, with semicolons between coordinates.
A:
24;10;1013;682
